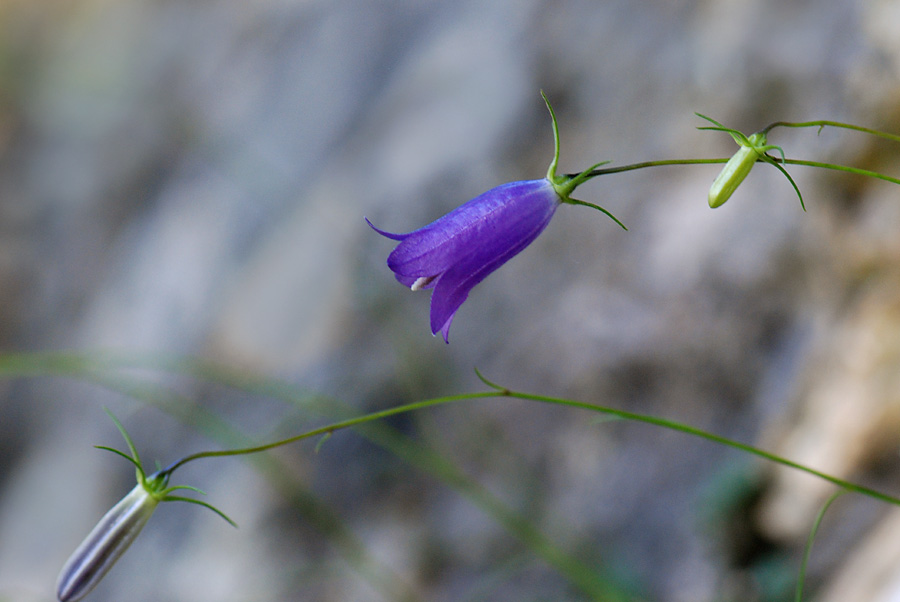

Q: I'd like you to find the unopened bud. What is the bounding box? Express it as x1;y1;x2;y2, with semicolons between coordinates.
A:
708;132;766;208
56;474;164;602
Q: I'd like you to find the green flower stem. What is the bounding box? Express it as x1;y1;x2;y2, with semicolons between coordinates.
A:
762;120;900;144
0;351;621;599
0;351;898;509
503;389;900;507
91;372;420;602
82;354;624;599
164;392;499;472
7;350;900;602
169;371;900;510
10;356;421;602
0;350;897;510
6;350;900;602
571;158;727;179
67;360;900;506
778;158;900;186
571;157;900;188
115;362;621;599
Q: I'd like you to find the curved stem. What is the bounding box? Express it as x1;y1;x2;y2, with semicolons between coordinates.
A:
504;390;900;507
164;392;499;473
795;489;846;602
763;120;900;144
568;157;900;188
159;376;900;510
55;356;617;600
541;90;562;181
568;157;728;180
1;350;895;509
781;158;900;186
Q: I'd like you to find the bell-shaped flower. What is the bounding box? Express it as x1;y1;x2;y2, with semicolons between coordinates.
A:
367;179;561;341
369;92;624;342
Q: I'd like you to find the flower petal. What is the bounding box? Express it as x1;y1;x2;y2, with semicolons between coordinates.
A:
384;180;557;281
364;218;408;242
429;216;556;340
428;185;560;341
365;218;422;287
370;178;561;341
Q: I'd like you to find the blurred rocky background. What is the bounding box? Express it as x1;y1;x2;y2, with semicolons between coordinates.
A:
0;0;898;600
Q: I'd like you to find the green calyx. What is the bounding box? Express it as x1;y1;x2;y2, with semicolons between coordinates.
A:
541;91;627;231
97;409;237;527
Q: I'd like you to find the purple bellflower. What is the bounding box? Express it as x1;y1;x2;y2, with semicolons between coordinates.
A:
368;92;625;342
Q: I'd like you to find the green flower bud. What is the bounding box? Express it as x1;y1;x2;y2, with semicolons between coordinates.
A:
697;113;803;210
708;132;766;208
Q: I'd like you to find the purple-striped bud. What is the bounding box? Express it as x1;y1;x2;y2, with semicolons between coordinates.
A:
56;475;163;601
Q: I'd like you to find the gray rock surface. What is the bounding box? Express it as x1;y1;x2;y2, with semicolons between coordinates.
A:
0;0;898;600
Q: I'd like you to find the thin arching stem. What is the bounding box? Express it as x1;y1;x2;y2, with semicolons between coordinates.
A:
163;392;499;474
569;157;728;180
762;119;900;143
568;157;900;187
778;158;900;186
156;379;900;510
795;490;847;602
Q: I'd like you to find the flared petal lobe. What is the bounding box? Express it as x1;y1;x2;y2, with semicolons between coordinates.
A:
368;179;561;341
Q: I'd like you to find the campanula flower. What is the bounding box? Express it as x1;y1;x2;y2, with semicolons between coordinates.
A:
369;92;625;342
367;179;561;341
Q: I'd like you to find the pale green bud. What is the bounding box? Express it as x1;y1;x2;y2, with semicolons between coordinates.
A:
708;132;766;208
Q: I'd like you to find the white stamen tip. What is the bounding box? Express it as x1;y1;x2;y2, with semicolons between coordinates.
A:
410;276;435;291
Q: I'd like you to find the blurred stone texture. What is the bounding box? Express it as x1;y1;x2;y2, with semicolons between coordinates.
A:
0;0;898;600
